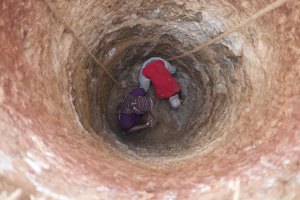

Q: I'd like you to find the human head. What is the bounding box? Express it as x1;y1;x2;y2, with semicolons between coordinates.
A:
169;94;181;109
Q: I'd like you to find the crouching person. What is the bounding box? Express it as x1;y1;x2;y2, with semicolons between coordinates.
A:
117;88;155;133
139;57;182;109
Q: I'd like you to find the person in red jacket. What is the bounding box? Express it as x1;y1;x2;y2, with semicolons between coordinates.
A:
139;57;182;109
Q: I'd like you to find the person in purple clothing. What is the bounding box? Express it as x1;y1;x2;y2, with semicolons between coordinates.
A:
117;88;155;133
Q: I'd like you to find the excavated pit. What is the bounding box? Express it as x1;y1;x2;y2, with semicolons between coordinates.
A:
0;0;299;199
76;25;244;157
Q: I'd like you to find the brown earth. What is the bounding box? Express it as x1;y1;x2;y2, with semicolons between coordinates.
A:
0;0;299;199
106;44;240;157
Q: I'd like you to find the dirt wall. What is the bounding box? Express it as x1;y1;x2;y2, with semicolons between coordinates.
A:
0;0;299;199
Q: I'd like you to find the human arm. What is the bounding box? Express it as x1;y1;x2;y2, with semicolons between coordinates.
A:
127;123;150;132
127;112;156;132
163;59;177;75
139;69;151;91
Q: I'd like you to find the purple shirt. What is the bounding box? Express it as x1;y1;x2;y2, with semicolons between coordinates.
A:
117;88;152;131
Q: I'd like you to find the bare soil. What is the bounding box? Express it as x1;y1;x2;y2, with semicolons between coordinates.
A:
106;61;202;155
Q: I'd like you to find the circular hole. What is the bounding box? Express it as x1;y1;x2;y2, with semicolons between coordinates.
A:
72;25;244;157
3;0;298;198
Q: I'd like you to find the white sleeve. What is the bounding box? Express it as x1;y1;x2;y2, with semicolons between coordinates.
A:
139;69;151;92
163;59;177;75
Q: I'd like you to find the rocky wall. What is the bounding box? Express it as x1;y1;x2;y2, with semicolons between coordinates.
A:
0;0;299;199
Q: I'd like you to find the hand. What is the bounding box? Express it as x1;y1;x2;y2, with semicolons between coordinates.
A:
146;118;156;128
